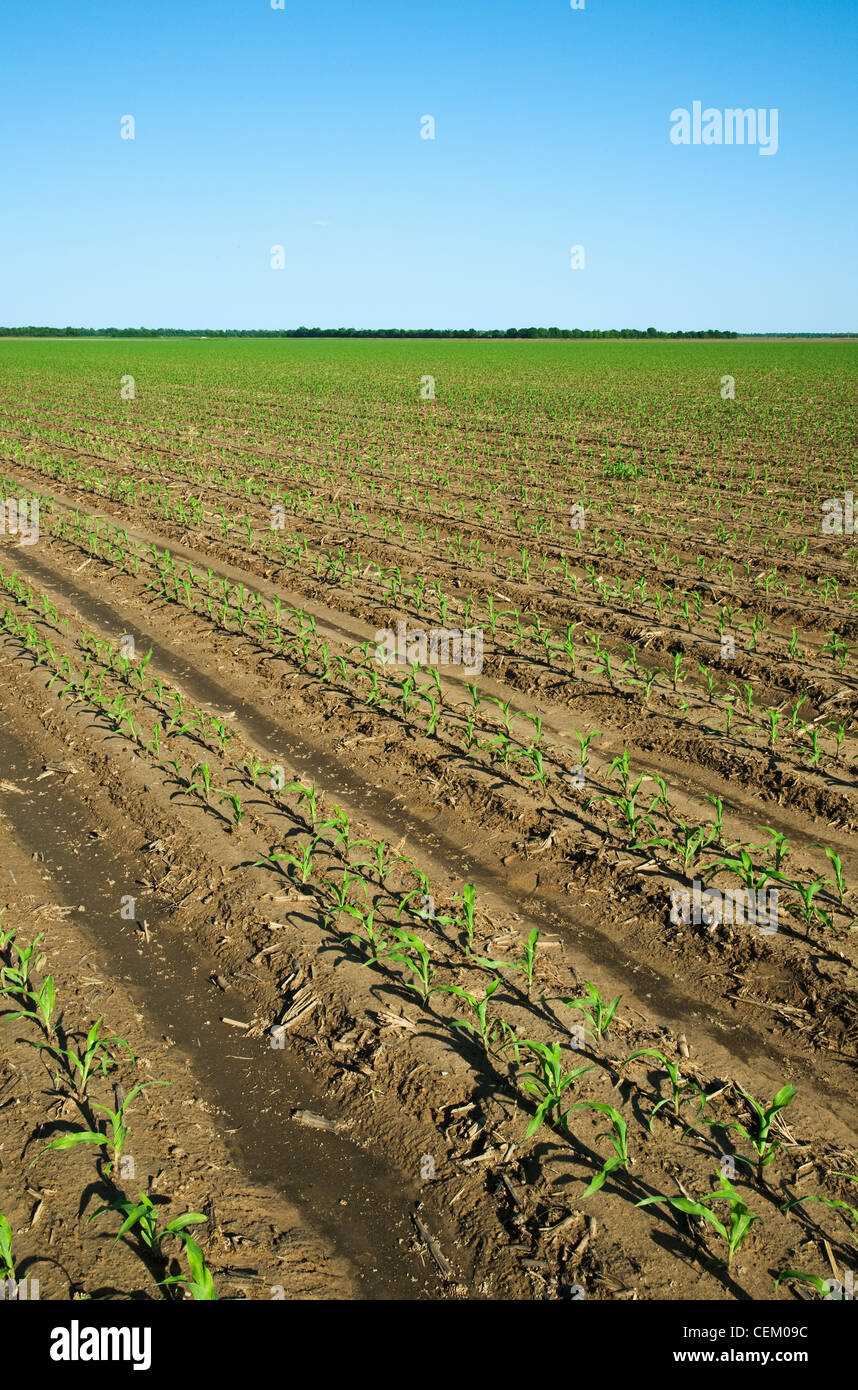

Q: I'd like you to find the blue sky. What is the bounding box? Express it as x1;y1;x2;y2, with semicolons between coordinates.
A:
1;0;855;331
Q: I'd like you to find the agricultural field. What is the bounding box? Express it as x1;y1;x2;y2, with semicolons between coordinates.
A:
0;336;856;1302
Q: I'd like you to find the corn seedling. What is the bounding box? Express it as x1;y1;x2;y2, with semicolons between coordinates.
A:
159;1234;219;1300
757;826;792;873
388;929;445;1004
210;718;235;755
0;1213;15;1279
189;761;213;803
517;1041;594;1138
705;1084;796;1183
6;973;57;1039
351;838;399;883
821;631;849;669
782;1176;858;1249
606;748;633;792
636;817;715;876
567;1102;630;1197
513;929;540;998
215;789;245;826
816;846;846;903
34;1080;169;1176
622;1049;707;1129
32;1018;135;1103
1;933;45;995
439;979;520;1059
88;1192;207;1255
589;776;655;840
317;806;353;852
803;724;825;767
784;874;835;930
638;1169;762;1268
341;904;394;963
395;868;434;920
701;849;775;896
552;982;621;1044
435;883;476;952
514;745;547;787
322;870;368;927
240;755;265;787
773;1269;842;1299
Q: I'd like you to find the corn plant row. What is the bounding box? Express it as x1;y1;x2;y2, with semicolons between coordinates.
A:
0;916;218;1299
1;562;852;940
5;423;857;636
1;618;854;1292
32;496;858;786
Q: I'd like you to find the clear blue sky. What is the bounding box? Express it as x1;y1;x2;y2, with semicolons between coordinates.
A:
1;0;855;332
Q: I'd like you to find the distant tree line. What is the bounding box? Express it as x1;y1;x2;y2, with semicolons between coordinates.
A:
0;325;743;340
733;332;858;338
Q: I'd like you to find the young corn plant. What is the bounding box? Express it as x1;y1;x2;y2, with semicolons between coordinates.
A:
322;870;368;929
5;973;57;1040
632;667;660;705
606;748;633;792
781;1174;858;1251
0;1212;16;1280
785;874;835;931
439;980;520;1060
419;689;442;736
700;849;775;898
34;1080;169;1176
622;1049;707;1130
635;818;715;877
567;1102;631;1197
638;1170;762;1268
821;631;849;670
316;806;353;853
159;1234;219;1301
757;826;792;874
512;929;540;998
285;783;318;822
240;756;265;788
589;776;655;841
705;1084;797;1184
517;1041;594;1139
189;761;213;804
258;837;320;885
387;930;445;1004
701;794;728;847
351;838;400;884
569;728;601;769
803;725;824;768
765;707;782;751
395;868;433;921
1;933;45;996
816;846;847;904
438;883;477;953
513;744;548;788
341;904;394;964
215;790;245;827
32;1018;134;1104
88;1192;207;1256
553;982;622;1044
